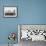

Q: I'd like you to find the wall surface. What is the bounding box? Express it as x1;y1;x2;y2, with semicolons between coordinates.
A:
0;0;46;44
0;0;18;44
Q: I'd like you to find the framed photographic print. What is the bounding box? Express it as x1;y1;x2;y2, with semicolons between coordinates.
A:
4;6;17;17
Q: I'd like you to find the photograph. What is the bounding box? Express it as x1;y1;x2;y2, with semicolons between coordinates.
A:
4;7;17;17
